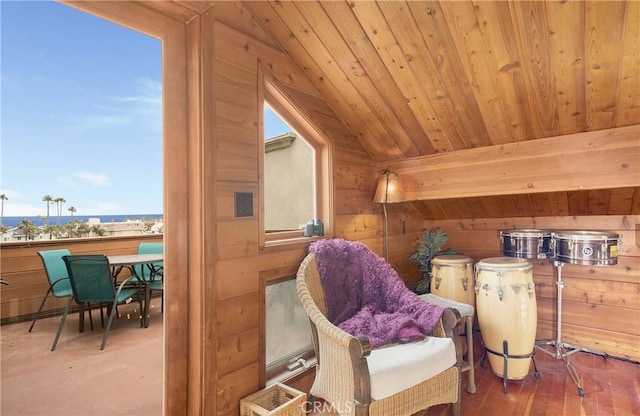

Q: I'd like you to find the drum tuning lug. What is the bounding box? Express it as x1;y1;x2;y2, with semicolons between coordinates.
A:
498;286;504;301
462;278;468;291
482;283;490;295
435;277;442;290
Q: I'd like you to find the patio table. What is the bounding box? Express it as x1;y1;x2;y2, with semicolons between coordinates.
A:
108;253;163;328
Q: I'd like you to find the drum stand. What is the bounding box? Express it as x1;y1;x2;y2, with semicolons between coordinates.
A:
481;341;539;394
536;260;603;397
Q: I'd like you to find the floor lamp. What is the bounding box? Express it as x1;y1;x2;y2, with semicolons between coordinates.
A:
373;170;404;261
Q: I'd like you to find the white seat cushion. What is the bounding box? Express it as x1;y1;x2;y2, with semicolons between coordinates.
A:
367;336;456;400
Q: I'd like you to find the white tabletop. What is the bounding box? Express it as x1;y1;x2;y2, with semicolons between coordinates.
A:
108;253;163;266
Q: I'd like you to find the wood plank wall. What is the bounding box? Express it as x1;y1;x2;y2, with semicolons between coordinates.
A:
0;235;163;324
210;4;389;414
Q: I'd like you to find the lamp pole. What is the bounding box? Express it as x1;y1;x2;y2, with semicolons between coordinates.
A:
382;202;389;261
373;170;403;263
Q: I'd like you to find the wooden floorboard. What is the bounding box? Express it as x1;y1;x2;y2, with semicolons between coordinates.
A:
426;332;639;416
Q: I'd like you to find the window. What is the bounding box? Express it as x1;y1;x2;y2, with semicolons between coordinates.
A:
265;277;314;381
259;66;331;246
263;110;314;232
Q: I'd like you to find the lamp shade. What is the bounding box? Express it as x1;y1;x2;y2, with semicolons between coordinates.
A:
373;170;404;203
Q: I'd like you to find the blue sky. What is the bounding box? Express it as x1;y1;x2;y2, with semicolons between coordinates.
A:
1;1;290;217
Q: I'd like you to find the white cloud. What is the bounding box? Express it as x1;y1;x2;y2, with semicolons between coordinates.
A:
120;78;162;107
57;171;110;188
81;201;124;216
75;171;110;186
70;78;162;131
0;190;44;216
2;203;43;217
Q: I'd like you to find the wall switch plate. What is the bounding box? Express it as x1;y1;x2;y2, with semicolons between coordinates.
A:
234;192;253;217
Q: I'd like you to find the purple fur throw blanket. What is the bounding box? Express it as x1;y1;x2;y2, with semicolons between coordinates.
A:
309;238;446;348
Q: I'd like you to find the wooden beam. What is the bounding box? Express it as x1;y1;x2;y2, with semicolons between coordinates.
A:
377;125;640;201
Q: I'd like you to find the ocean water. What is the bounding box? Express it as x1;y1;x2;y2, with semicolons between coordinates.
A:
1;214;163;228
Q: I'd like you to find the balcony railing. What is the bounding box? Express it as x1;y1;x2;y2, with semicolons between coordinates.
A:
0;234;163;324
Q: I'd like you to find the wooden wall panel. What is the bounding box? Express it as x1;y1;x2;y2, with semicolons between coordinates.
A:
217;328;260;377
423;215;640;361
217;293;260;339
382;125;640;201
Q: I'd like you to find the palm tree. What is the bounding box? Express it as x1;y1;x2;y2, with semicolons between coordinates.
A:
0;193;8;225
53;197;66;224
68;206;77;217
65;220;81;238
90;224;105;237
17;219;39;241
42;195;53;224
42;224;57;240
77;222;91;237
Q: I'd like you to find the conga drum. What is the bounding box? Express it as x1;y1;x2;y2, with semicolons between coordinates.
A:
430;254;475;309
475;257;537;382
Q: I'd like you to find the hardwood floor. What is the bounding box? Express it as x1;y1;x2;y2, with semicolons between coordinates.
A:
424;330;639;416
312;331;640;416
2;303;638;415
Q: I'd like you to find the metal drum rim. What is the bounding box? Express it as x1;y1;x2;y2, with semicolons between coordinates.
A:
552;230;620;241
500;229;553;237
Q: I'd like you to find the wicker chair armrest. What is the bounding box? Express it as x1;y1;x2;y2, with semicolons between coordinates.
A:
440;308;464;367
302;291;374;409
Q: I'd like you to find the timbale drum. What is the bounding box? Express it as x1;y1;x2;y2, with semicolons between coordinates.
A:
475;257;537;381
430;254;475;309
552;231;621;266
500;229;553;259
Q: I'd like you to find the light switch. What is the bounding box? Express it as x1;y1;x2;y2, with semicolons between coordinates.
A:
234;192;253;217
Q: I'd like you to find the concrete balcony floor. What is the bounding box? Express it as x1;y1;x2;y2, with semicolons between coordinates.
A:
1;298;163;416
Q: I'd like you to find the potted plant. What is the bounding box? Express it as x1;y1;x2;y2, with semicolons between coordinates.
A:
410;228;451;294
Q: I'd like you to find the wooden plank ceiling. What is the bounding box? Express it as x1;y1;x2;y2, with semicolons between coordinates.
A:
140;1;640;219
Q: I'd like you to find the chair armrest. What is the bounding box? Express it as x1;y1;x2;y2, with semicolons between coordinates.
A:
440;308;464;368
304;299;374;409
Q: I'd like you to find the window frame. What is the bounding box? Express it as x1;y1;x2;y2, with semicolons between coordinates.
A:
258;63;332;248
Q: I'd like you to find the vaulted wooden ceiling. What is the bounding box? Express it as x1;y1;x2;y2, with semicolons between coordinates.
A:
133;1;640;218
248;1;639;160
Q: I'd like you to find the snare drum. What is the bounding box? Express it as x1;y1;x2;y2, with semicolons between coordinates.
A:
552;231;621;266
475;257;537;380
500;229;553;259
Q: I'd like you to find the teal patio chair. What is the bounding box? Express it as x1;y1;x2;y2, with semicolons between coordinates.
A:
29;249;83;332
51;254;143;351
134;242;164;318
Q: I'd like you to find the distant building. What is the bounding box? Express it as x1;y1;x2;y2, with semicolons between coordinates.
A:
264;132;314;231
0;218;163;242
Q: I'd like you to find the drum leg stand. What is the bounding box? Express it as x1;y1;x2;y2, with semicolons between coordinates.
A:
481;340;539;393
535;261;601;397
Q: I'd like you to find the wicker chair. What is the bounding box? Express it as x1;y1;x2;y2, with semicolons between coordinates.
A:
296;252;463;416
